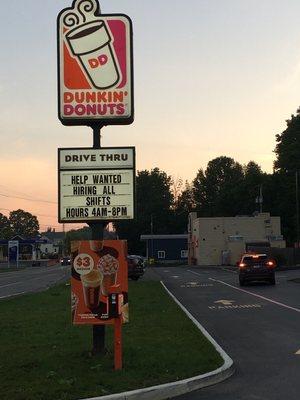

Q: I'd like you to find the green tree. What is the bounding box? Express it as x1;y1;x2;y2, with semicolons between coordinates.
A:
9;209;39;237
115;168;174;253
274;109;300;173
193;156;244;216
238;161;265;215
0;213;11;239
171;181;195;233
273;109;300;244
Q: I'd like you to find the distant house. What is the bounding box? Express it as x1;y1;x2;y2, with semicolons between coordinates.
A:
40;231;65;257
140;234;188;262
0;235;47;261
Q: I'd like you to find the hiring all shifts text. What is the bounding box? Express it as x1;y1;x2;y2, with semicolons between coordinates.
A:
64;173;129;219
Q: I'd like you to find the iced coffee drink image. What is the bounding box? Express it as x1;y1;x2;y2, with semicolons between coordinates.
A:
97;254;119;296
81;269;103;309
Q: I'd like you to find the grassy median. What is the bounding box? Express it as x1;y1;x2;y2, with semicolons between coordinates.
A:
0;280;223;400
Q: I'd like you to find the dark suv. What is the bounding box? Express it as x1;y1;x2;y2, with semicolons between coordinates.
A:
238;253;276;286
127;255;145;281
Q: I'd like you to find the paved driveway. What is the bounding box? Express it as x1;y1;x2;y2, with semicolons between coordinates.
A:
149;265;300;400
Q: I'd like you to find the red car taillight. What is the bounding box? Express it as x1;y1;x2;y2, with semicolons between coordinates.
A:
266;260;275;268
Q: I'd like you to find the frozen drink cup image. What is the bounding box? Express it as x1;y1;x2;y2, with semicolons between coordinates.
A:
66;20;120;89
81;269;103;309
98;254;119;296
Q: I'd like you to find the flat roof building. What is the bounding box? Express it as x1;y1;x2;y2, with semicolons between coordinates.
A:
188;212;285;266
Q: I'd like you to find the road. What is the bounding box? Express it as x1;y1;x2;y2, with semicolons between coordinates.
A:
150;265;300;400
0;264;70;299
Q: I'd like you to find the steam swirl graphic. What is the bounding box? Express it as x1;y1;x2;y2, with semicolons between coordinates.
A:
63;12;80;27
78;0;98;22
63;0;99;28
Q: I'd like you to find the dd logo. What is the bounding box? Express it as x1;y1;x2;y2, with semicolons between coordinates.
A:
88;54;108;69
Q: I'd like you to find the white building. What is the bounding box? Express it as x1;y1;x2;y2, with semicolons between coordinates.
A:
188;212;285;266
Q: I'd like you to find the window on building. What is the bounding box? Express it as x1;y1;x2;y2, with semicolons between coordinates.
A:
158;251;165;259
181;250;188;258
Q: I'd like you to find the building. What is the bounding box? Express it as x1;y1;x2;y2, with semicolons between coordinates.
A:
39;231;65;257
0;235;47;262
140;234;188;262
188;212;285;266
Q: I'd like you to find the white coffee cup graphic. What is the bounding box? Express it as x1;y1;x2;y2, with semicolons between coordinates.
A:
66;20;120;89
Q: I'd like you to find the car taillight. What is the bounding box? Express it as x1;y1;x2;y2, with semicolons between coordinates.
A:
266;261;275;268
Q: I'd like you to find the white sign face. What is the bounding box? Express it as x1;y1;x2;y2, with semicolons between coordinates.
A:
59;148;134;169
57;0;133;126
58;147;135;222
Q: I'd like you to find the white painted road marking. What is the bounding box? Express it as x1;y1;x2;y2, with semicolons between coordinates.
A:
222;268;237;274
295;349;300;355
0;291;26;299
208;277;300;314
214;300;235;305
209;304;262;310
172;275;179;279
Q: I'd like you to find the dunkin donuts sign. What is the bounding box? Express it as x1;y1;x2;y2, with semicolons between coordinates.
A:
71;240;128;325
57;0;133;126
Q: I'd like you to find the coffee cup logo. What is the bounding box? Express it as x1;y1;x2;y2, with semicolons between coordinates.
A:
63;0;120;89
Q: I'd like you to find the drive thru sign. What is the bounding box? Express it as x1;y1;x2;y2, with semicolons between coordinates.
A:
57;0;133;126
58;147;135;223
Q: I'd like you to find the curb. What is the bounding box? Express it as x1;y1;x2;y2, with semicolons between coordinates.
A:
80;281;234;400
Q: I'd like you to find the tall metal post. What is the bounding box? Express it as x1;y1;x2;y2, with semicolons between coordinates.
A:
89;123;107;355
150;214;154;258
296;171;299;248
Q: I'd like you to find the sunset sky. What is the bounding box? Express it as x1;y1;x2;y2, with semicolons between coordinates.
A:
1;0;300;231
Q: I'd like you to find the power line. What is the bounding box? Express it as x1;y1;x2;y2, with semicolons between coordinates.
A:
0;207;57;219
0;193;57;204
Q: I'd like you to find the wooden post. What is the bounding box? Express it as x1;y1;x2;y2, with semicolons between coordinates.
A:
114;316;122;370
89;124;107;355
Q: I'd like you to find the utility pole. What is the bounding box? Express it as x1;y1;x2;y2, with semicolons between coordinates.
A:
296;171;299;248
150;214;154;259
259;185;263;214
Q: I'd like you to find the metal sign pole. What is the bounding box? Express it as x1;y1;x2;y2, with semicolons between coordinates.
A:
89;123;107;355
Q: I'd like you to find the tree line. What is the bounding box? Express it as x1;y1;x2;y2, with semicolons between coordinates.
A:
2;107;299;254
116;107;300;253
0;209;39;239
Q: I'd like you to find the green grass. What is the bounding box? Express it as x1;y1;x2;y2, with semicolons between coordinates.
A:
0;281;223;400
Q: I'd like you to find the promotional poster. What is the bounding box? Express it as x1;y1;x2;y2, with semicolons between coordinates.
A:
71;240;128;325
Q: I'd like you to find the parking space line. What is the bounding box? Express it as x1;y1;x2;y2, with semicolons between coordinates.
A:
188;270;300;313
208;277;300;314
221;268;237;274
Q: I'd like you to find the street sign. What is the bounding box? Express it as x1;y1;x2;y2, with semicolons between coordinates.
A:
57;0;133;126
8;240;19;267
58;147;135;222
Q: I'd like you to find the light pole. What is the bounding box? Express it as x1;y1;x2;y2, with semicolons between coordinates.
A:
296;171;299;248
150;214;154;259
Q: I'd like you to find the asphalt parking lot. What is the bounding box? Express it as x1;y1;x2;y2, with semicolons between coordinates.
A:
150;265;300;400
